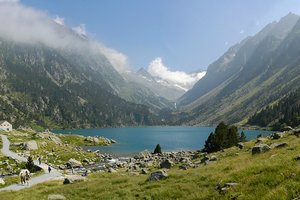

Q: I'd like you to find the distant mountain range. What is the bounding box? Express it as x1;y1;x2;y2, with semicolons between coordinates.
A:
122;68;203;102
176;13;300;126
1;7;300;129
0;19;176;128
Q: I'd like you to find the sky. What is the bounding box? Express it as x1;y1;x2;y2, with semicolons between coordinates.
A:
3;0;300;74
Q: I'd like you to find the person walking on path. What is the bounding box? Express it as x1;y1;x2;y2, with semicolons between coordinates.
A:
48;166;51;173
38;156;42;165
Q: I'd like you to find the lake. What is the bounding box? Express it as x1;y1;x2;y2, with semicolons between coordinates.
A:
53;126;271;156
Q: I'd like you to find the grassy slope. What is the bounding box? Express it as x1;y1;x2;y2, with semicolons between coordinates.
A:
1;130;102;167
1;132;300;199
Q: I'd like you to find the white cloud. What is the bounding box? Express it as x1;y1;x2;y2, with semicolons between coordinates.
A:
72;24;87;36
225;41;229;46
0;3;129;73
93;43;130;73
240;29;245;34
148;57;206;90
54;15;64;25
0;0;19;2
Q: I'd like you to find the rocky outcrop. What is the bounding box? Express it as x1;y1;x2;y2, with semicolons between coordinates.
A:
63;175;86;184
252;144;271;154
148;170;168;181
23;140;38;150
48;194;66;200
237;142;244;149
270;132;284;140
271;142;288;149
160;159;173;169
66;158;83;168
0;178;5;185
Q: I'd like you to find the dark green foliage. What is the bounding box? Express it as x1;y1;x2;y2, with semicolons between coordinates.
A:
239;131;247;142
25;156;42;173
248;88;300;129
203;122;241;153
25;156;35;172
154;144;162;154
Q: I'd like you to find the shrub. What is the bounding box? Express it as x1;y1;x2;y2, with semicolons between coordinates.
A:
154;144;162;154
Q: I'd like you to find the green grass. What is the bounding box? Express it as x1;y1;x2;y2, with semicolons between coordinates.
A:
1;132;300;199
59;134;107;146
2;130;101;168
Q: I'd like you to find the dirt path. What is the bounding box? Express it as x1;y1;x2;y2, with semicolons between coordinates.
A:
0;134;63;191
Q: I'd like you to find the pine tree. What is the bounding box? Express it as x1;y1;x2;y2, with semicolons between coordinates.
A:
154;144;162;154
239;131;246;142
26;156;35;172
203;122;240;153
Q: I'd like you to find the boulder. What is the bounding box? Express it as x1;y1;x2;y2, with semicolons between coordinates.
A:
294;156;300;161
0;178;5;185
67;158;83;168
141;168;149;174
257;137;268;143
252;144;271;154
160;159;173;169
293;129;300;137
63;175;86;184
271;142;288;149
270;132;284;140
48;194;66;200
280;126;293;132
201;155;210;164
84;136;99;143
224;182;238;187
148;170;168;181
108;168;117;173
23;140;38;150
58;165;66;170
237;142;244;149
179;165;188;170
209;155;218;161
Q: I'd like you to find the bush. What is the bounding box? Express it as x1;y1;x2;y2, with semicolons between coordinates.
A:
26;156;41;173
153;144;162;154
203;122;242;153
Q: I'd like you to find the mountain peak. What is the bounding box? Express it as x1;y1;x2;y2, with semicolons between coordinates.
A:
136;68;154;79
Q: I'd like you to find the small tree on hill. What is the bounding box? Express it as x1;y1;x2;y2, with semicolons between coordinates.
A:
239;131;246;142
154;144;162;154
26;156;35;172
203;122;241;153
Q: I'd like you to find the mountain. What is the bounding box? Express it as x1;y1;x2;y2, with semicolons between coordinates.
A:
0;37;165;128
121;68;186;102
176;13;300;126
248;87;300;129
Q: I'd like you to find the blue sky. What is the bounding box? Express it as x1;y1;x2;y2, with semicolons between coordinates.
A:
19;0;300;72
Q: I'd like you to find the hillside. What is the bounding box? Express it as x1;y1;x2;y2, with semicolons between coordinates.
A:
176;13;300;126
2;129;300;199
248;87;300;130
0;38;164;129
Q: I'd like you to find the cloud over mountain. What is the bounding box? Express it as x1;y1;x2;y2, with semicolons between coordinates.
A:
148;57;206;90
0;1;129;72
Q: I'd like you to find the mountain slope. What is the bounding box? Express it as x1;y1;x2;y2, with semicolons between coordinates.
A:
122;68;186;102
176;13;300;126
248;87;300;129
0;38;161;128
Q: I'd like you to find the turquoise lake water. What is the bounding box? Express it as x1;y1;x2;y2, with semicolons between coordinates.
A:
53;127;271;156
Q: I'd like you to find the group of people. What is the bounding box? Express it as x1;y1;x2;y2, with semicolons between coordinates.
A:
19;156;52;185
19;155;89;185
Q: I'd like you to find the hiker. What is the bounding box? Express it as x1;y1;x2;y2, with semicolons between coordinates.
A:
38;156;42;165
71;166;74;174
48;166;51;173
25;170;30;185
83;170;88;176
19;169;30;185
